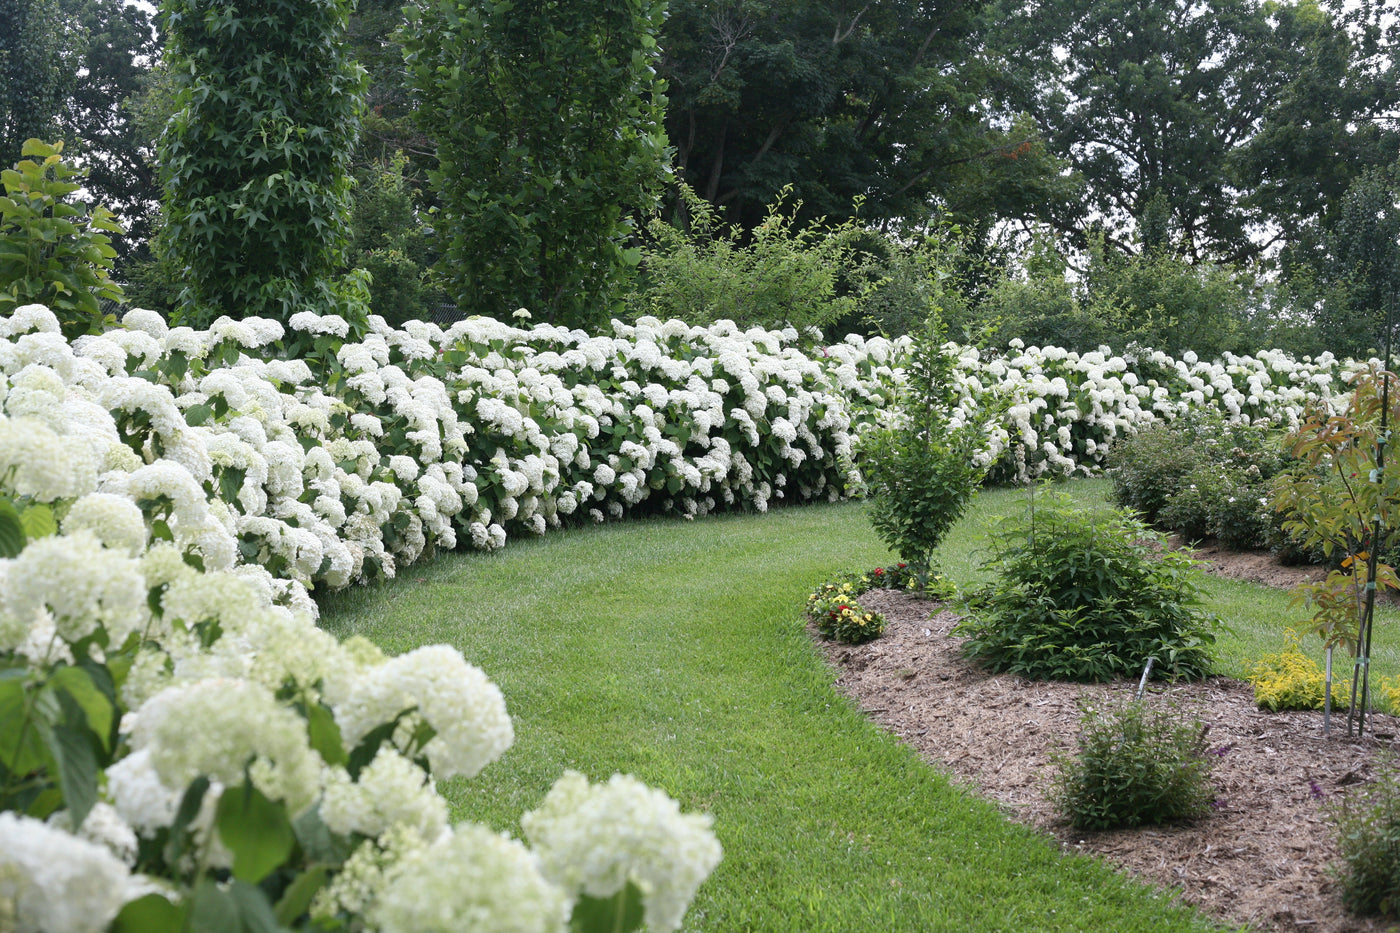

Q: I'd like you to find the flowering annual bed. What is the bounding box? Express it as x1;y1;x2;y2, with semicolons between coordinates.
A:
0;300;1364;930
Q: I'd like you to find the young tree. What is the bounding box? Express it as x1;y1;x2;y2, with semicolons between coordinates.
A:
403;0;670;328
158;0;366;324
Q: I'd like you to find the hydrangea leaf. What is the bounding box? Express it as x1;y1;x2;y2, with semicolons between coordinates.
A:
216;781;295;883
112;893;184;933
0;498;24;558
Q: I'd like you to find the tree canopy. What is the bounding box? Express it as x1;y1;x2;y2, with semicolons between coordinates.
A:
658;0;1075;234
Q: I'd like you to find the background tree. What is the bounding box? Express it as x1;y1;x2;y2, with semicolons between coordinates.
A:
658;0;1075;235
0;0;83;164
55;0;161;270
1006;0;1397;263
1310;168;1400;359
158;0;366;324
403;0;670;327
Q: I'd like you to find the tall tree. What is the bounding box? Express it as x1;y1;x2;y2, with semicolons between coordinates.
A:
403;0;671;327
56;0;161;269
0;0;83;164
658;0;1073;234
158;0;366;323
1008;0;1398;263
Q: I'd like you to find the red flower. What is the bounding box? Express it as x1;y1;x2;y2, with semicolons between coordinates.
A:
873;567;885;576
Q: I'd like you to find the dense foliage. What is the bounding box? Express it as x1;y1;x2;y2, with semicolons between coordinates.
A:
1053;699;1215;830
403;0;670;328
1106;409;1290;552
629;185;866;332
956;493;1219;682
158;0;366;325
0;140;124;339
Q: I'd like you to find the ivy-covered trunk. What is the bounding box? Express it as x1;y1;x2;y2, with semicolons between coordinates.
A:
158;0;366;324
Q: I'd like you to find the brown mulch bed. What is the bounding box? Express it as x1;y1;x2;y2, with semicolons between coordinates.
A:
817;550;1400;933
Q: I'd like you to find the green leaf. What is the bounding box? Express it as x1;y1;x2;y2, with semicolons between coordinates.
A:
0;678;44;774
44;690;101;827
0;498;25;557
48;665;115;750
346;715;405;779
570;881;646;933
304;701;346;767
274;864;330;927
165;775;212;867
219;467;246;504
19;503;57;540
184;403;214;427
112;893;185;933
228;880;284;933
215;781;295;883
188;879;242;933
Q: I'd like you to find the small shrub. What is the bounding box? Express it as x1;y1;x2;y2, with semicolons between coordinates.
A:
956;491;1220;682
1109;409;1286;550
1106;423;1204;526
1053;698;1215;830
1332;755;1400;918
1248;631;1327;711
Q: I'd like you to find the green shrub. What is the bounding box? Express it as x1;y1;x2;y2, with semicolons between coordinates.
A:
0;139;124;339
955;491;1220;682
1053;698;1215;830
629;184;865;331
1106;423;1205;526
862;313;990;587
1108;409;1288;551
1332;755;1400;918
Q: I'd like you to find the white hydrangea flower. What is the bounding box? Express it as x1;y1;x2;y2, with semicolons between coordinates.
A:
61;492;148;556
2;529;147;646
0;415;96;501
46;802;139;867
370;823;568;933
129;678;324;814
333;644;513;781
320;748;448;841
0;811;131;933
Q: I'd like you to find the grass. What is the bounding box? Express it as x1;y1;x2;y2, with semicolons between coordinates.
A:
319;497;1228;932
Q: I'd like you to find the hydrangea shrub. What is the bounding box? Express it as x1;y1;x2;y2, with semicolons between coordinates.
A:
0;299;1365;929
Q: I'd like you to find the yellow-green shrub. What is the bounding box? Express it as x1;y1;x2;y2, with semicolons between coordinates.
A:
1249;632;1325;711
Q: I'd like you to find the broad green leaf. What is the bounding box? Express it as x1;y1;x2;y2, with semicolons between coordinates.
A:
18;503;56;540
274;864;330;927
215;781;295;883
228;880;284;933
188;879;241;933
304;702;346;767
0;498;25;557
570;881;646;933
112;893;185;933
0;678;44;774
45;690;100;827
48;665;115;749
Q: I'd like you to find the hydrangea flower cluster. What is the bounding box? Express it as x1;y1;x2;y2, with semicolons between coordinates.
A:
0;304;727;932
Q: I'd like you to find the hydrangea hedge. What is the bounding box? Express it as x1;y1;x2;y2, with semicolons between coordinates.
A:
0;300;1365;931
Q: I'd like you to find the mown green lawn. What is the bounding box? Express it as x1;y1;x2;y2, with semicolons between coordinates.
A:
317;485;1261;931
